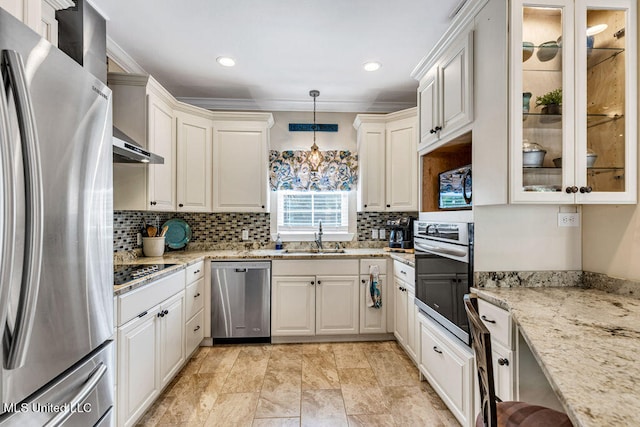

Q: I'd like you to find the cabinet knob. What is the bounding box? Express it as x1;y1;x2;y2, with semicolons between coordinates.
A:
361;279;366;284
164;309;169;315
364;204;368;208
579;186;593;194
429;128;436;134
481;315;496;324
433;346;443;354
262;205;265;209
498;358;509;366
565;186;578;194
194;270;200;274
317;280;322;285
434;126;442;132
310;281;315;285
386;204;391;208
194;293;201;298
179;203;184;207
157;312;164;318
150;201;157;206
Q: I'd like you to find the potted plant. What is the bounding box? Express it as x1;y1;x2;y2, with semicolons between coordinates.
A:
535;88;562;115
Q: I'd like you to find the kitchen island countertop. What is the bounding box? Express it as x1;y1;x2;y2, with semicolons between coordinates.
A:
114;248;414;295
473;286;640;427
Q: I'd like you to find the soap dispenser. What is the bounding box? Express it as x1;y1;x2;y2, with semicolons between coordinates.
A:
275;234;283;250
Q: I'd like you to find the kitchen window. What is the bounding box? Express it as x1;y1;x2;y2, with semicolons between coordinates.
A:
272;190;355;241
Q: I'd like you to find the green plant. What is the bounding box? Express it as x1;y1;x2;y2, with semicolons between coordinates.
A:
535;88;562;107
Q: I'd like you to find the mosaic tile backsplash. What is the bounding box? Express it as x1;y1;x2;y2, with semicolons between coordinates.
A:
114;210;417;253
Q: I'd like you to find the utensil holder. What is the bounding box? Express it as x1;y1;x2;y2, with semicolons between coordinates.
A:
142;237;165;257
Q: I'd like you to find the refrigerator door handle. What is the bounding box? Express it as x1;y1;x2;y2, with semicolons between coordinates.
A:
1;50;44;370
0;51;18;349
43;362;108;427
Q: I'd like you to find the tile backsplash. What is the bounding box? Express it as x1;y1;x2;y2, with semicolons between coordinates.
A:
114;210;417;253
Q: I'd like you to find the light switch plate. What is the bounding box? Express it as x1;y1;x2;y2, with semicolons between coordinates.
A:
558;213;580;227
242;229;249;240
379;228;386;239
137;232;142;246
371;229;379;239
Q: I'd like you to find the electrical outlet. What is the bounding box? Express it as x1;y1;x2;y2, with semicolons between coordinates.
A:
137;232;142;246
371;229;379;239
558;213;580;227
242;229;249;240
379;228;386;239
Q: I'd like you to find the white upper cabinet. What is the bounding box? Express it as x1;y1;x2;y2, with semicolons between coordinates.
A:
414;27;474;152
147;91;176;211
212;119;272;212
510;0;637;204
176;111;212;212
354;108;418;212
1;0;40;31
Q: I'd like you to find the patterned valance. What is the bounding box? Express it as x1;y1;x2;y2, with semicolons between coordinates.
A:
269;150;358;192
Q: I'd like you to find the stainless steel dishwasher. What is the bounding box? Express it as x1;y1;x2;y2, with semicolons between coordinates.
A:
211;261;271;343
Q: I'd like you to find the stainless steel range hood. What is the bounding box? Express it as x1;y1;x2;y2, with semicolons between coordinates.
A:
112;127;164;164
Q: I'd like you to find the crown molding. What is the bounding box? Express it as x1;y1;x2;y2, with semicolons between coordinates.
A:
106;37;146;74
352;107;417;129
177;96;415;114
44;0;74;10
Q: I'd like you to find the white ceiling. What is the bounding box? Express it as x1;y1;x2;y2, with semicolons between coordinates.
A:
91;0;463;113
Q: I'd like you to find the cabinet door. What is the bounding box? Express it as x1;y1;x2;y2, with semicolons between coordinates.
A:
439;29;474;140
357;123;387;211
510;0;576;203
186;308;204;356
575;0;636;203
394;278;408;346
212;121;268;212
271;276;315;336
359;274;386;334
492;341;515;402
185;277;205;320
418;69;440;148
158;292;185;387
117;307;160;427
0;0;40;31
147;92;176;211
386;117;418;211
176;112;212;212
316;275;359;335
406;287;419;362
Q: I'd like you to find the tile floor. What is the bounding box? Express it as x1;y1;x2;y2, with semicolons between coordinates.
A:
137;341;459;426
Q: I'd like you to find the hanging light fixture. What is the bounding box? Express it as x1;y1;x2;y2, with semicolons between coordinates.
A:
308;89;323;172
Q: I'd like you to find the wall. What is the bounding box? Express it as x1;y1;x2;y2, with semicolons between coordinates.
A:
581;5;640;282
270;111;357;151
474;204;582;272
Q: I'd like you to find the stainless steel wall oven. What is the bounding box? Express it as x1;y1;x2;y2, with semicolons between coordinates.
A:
414;221;474;345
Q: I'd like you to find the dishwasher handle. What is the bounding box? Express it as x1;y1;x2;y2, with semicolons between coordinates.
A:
235;268;248;273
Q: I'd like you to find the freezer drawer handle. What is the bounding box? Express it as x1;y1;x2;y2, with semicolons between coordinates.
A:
44;362;108;427
2;50;44;370
235;268;248;273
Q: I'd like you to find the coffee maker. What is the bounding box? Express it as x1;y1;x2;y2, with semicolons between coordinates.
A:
387;216;414;249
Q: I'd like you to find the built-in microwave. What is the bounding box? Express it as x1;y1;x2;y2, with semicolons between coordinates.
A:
438;165;472;210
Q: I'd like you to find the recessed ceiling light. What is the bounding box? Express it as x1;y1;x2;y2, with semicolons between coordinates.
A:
586;24;608;36
217;56;236;67
363;61;381;72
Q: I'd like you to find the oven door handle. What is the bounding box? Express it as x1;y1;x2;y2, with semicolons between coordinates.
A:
415;242;467;258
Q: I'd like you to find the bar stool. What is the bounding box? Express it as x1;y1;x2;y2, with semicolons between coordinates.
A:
464;294;573;427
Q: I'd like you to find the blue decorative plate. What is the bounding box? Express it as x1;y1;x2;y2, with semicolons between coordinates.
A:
162;219;192;249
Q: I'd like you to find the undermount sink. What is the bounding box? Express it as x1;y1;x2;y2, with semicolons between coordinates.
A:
283;248;346;254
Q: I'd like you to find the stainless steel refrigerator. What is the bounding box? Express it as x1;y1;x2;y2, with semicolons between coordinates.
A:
0;8;114;426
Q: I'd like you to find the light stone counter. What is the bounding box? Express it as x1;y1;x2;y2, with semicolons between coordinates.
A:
114;248;413;296
473;286;640;427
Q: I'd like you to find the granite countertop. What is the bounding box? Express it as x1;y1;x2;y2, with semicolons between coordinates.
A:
114;249;414;295
473;286;640;427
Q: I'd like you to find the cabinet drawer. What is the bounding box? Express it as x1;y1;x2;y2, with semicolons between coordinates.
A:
185;277;205;319
118;270;185;326
272;259;358;276
478;299;512;349
186;261;204;283
492;341;515;402
393;260;415;284
186;309;204;355
360;258;387;275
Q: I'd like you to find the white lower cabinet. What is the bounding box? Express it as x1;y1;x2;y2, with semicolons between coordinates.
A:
359;274;387;333
158;292;185;387
393;261;418;363
419;312;474;427
315;275;359;335
394;277;408;347
271;275;316;336
186;309;205;355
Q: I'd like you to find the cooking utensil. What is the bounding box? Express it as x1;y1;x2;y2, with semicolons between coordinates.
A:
147;225;157;237
160;225;169;237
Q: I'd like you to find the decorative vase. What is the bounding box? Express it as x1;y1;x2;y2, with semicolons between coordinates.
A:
542;104;561;115
522;92;532;114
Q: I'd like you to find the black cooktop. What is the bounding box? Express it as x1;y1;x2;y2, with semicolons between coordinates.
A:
114;264;177;286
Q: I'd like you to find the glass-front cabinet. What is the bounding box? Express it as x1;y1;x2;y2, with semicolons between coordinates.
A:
510;0;636;203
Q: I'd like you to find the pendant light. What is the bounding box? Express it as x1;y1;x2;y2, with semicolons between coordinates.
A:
308;89;322;172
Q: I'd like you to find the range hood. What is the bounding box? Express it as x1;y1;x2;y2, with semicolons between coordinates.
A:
113;127;164;164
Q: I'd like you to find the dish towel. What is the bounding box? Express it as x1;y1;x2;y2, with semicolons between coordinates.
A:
368;265;382;309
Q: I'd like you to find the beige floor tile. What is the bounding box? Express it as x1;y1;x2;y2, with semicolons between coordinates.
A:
262;368;302;392
384;386;446;426
356;341;396;352
198;347;241;374
268;354;303;371
334;349;371;369
203;392;259;427
252;418;300;427
337;368;379;388
346;414;395;427
136;395;176;426
341;385;390;415
301;389;348;427
221;356;269;393
302;353;340;390
365;351;420;387
255;389;301;418
301;343;334;354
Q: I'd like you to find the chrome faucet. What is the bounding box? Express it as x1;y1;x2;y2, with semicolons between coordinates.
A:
314;220;323;250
